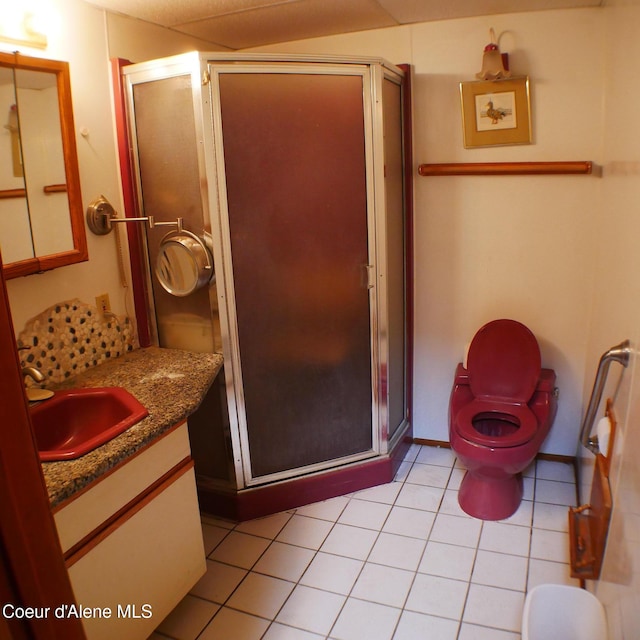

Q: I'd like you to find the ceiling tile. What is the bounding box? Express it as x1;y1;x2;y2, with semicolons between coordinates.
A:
174;0;399;49
85;0;603;49
86;0;298;27
375;0;601;24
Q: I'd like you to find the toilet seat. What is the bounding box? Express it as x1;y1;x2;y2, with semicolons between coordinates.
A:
454;399;538;447
467;319;541;402
455;320;543;448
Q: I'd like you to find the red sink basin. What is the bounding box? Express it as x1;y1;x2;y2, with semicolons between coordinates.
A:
30;387;149;461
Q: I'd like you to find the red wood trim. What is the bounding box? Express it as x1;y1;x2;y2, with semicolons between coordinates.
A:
234;456;392;520
51;420;186;514
0;565;31;640
2;248;88;279
65;458;193;567
3;257;40;278
43;184;68;194
0;188;26;199
197;426;410;522
418;161;593;176
0;254;85;639
2;52;88;281
390;424;413;479
54;57;87;266
110;58;152;347
199;455;394;522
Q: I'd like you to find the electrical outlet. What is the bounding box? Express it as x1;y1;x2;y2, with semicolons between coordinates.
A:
95;293;111;313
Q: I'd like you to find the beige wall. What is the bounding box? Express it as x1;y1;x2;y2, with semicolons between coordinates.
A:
588;1;640;637
2;0;209;333
251;9;604;456
105;12;229;63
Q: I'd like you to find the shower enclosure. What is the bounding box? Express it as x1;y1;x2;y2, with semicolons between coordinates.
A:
119;52;411;519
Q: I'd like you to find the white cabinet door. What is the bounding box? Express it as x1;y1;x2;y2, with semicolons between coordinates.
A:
68;466;205;640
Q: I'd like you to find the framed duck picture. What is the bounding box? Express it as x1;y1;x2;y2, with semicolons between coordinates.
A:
460;76;531;148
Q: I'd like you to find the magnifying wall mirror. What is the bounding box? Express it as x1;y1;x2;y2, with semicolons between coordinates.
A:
0;51;87;278
155;230;214;297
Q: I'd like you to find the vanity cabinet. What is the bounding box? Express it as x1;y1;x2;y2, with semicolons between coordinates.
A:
53;423;205;640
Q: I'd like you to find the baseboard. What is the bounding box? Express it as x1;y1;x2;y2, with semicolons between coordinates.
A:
412;438;577;464
535;452;577;464
412;438;451;449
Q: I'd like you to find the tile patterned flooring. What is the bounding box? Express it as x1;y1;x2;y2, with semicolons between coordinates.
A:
149;445;580;640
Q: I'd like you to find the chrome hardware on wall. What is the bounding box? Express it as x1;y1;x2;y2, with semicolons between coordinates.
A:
155;229;214;297
579;339;631;454
86;195;183;235
86;196;214;297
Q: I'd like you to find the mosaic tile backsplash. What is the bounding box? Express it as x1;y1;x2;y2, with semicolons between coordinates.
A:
17;299;138;386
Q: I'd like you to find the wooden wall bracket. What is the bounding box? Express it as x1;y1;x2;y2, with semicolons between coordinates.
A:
0;188;26;199
568;454;612;580
418;161;593;176
0;184;67;199
43;183;68;194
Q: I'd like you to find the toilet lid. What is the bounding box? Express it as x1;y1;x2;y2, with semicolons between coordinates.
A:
467;319;541;402
455;399;538;447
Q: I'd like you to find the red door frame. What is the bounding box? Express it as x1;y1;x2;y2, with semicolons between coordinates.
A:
0;257;84;639
110;57;152;347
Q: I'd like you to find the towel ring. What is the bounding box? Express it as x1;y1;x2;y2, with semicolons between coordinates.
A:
155;230;214;297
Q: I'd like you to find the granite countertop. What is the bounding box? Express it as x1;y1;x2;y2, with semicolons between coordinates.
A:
41;346;224;509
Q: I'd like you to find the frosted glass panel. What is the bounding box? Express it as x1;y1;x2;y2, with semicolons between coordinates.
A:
219;72;372;478
133;75;220;353
383;78;407;439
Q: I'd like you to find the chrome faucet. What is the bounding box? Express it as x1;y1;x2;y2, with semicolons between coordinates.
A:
22;366;46;384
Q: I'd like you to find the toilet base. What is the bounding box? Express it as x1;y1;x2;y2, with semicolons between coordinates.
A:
458;470;523;520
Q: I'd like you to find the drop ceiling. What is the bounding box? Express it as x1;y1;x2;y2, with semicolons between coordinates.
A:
86;0;602;50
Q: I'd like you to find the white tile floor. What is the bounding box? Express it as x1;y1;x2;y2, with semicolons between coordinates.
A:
149;445;580;640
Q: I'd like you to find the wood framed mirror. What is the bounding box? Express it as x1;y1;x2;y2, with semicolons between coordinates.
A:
0;51;87;279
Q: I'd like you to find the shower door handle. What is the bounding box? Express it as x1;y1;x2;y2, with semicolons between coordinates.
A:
361;264;375;289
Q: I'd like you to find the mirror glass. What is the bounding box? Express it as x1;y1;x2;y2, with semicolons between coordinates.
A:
0;52;87;278
0;65;32;262
155;232;214;297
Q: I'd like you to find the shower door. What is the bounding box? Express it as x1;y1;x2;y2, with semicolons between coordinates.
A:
211;65;376;484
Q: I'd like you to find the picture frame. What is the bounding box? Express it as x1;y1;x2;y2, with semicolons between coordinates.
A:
459;76;532;148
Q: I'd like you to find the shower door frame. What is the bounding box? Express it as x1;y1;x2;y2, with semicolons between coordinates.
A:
119;52;409;494
204;57;394;489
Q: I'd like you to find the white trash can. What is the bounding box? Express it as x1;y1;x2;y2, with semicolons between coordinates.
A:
522;584;607;640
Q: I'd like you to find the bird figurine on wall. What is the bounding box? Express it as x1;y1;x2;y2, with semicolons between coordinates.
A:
476;28;511;80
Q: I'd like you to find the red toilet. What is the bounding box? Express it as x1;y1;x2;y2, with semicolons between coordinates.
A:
449;319;558;520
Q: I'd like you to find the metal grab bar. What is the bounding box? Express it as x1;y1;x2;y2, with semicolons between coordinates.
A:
580;340;631;454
